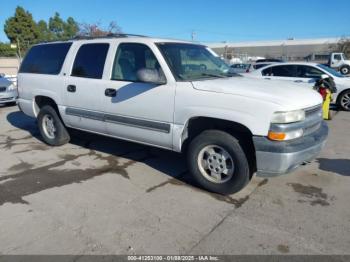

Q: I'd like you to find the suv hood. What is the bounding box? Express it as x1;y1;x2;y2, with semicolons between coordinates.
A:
191;77;322;110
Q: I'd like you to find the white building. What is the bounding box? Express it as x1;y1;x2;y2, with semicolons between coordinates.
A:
207;37;342;62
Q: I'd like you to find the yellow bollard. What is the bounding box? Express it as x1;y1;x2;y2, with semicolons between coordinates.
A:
322;90;332;120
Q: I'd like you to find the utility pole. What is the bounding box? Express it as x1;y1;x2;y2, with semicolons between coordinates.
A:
191;30;196;42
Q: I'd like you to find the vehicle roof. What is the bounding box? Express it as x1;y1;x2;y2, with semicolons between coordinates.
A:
259;62;321;67
34;34;197;46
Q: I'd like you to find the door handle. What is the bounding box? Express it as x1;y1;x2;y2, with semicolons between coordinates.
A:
264;78;271;80
294;80;303;83
105;88;117;97
67;85;76;92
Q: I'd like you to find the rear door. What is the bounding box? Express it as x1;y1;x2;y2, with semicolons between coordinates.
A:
63;42;110;133
261;65;298;82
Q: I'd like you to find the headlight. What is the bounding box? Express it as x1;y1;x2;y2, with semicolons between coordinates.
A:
7;84;17;91
271;110;305;124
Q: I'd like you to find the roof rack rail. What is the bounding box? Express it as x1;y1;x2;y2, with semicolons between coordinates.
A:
71;33;148;40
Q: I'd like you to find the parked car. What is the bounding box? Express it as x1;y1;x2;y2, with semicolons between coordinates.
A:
0;75;18;105
246;62;275;73
229;63;250;74
247;62;350;111
255;58;284;63
17;35;327;195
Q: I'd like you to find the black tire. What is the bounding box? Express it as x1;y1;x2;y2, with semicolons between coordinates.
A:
37;105;70;146
187;130;250;195
337;90;350;111
340;65;350;75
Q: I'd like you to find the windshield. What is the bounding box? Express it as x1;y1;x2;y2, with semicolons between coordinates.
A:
342;53;348;60
317;64;345;78
157;43;234;81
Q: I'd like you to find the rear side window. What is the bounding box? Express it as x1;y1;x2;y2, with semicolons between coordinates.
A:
263;65;297;77
19;43;72;75
71;43;109;79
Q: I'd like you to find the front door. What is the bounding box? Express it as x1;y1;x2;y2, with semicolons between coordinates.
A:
102;42;176;149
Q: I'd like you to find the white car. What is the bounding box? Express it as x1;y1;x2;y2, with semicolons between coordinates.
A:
0;75;18;105
17;35;327;195
248;62;350;111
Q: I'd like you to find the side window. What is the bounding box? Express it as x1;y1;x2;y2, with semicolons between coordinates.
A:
71;43;109;79
269;65;296;77
262;67;271;76
19;43;72;75
334;54;341;60
296;65;323;78
112;43;162;82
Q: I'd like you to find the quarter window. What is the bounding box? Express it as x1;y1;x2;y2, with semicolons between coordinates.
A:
112;43;162;82
19;43;72;75
71;43;109;79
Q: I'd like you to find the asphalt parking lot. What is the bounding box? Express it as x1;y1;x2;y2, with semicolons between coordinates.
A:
0;105;349;255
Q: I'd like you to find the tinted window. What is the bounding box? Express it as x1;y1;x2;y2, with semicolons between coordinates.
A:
334;54;341;60
112;43;162;82
296;65;323;78
71;43;109;79
19;43;72;75
262;65;296;77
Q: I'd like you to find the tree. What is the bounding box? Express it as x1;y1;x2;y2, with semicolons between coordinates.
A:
78;21;122;37
49;12;65;40
337;37;350;57
0;43;17;57
48;13;78;40
63;17;79;39
37;20;52;42
4;6;39;53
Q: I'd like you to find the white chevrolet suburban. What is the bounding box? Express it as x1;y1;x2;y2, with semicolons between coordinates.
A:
17;34;328;195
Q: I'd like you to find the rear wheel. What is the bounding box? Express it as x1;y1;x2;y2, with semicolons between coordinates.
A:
338;90;350;111
187;130;250;195
37;105;70;146
340;65;350;75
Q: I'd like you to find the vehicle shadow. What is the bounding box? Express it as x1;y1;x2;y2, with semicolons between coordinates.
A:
110;82;158;103
5;111;195;190
6;110;42;141
316;158;350;176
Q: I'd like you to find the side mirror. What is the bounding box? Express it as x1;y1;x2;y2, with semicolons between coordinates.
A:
137;69;166;85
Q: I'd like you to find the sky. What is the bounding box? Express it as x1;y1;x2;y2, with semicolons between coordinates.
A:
0;0;349;43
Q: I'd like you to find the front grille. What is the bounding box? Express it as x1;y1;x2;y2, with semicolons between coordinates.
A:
0;87;6;92
303;104;323;135
305;104;322;118
0;97;14;101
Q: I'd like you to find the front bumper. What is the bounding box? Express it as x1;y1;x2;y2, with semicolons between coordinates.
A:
253;121;328;177
0;90;18;104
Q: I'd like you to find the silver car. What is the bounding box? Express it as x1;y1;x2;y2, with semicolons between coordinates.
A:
0;76;18;105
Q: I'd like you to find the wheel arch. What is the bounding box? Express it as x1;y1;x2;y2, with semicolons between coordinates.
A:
179;116;257;174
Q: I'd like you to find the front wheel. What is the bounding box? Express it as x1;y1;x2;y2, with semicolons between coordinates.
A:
37;105;70;146
338;90;350;111
187;130;250;195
